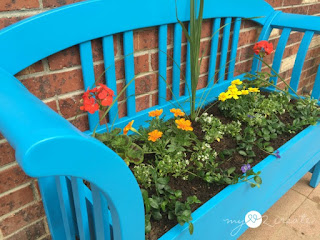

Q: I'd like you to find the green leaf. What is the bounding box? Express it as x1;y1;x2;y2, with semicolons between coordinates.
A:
110;128;121;136
175;190;182;198
152;211;162;221
265;146;274;153
239;150;247;156
189;222;194;235
149;198;159;209
254;176;262;185
227;167;236;175
182;209;191;218
157;177;170;185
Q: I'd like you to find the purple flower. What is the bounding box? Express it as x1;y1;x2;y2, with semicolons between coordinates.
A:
247;114;255;119
241;164;251;173
275;150;281;159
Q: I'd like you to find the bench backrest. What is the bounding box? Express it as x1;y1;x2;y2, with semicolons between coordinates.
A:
0;0;277;134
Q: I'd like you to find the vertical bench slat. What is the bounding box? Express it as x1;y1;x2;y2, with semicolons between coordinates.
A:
227;18;241;79
290;31;314;93
123;31;136;116
218;17;232;83
251;11;280;73
269;28;291;86
91;184;111;240
208;18;221;87
172;23;182;98
79;41;100;131
158;25;168;105
71;177;91;240
185;24;191;97
56;177;77;240
311;65;320;99
102;35;119;123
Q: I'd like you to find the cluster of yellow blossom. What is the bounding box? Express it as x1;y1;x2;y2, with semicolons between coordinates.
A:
218;79;260;102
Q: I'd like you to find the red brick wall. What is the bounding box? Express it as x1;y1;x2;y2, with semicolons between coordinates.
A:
0;0;319;239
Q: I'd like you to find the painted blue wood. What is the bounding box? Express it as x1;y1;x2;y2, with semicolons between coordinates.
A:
208;18;221;88
310;160;320;188
158;25;168;105
102;35;119;123
55;176;77;240
38;177;69;240
0;0;274;76
227;18;241;79
311;65;320;99
289;31;314;93
91;184;111;240
79;41;100;131
0;66;145;240
160;122;320;239
123;31;136;117
269;28;291;86
218;18;232;83
172;23;183;99
251;11;281;73
71;177;91;240
271;12;320;33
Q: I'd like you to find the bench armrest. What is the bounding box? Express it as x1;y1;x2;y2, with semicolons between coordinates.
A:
0;67;145;239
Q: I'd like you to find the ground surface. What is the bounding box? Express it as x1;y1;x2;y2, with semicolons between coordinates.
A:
240;172;320;240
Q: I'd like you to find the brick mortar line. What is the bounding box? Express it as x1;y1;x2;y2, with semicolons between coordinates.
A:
0;162;18;172
0;182;31;199
38;0;44;9
37;233;51;240
0;9;47;18
0;200;43;222
277;2;319;10
2;216;47;239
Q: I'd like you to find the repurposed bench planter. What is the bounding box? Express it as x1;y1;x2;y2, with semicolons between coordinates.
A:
0;0;320;239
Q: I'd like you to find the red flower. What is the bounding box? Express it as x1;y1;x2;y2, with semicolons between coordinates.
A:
253;41;274;56
96;84;114;107
80;89;99;114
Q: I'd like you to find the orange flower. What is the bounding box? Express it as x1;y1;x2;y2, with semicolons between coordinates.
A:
123;120;134;135
170;108;185;117
148;130;163;142
149;109;163;118
175;118;193;131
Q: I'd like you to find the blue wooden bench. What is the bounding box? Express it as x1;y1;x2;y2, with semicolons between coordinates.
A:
0;0;320;239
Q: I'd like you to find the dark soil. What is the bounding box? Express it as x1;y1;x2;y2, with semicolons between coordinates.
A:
146;95;307;240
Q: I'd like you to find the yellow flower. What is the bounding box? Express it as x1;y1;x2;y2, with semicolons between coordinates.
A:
248;87;260;93
231;79;243;85
148;130;163;142
175;118;193;131
228;84;238;91
149;109;163;118
123;120;134;135
170;108;185;117
227;89;241;100
241;89;249;95
218;92;231;102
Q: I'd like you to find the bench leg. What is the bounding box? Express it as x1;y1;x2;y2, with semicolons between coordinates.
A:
310;160;320;188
